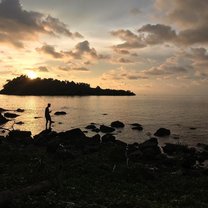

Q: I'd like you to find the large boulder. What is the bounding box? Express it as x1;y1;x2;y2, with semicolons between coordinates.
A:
139;138;161;159
0;113;9;125
7;130;32;144
58;128;87;148
111;121;125;128
100;125;115;133
102;134;116;143
34;129;58;145
4;113;19;118
154;128;171;137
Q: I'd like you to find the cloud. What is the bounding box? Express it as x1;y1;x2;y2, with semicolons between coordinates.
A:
38;66;49;72
155;0;208;45
130;8;141;16
59;66;90;72
0;0;83;48
111;29;146;49
36;44;63;59
138;24;177;45
101;67;148;81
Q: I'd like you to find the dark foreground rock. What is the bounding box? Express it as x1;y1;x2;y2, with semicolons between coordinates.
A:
7;130;33;144
102;134;116;143
85;124;96;130
4;113;20;118
0;113;9;124
154;128;171;137
16;108;25;113
111;121;125;128
100;125;115;133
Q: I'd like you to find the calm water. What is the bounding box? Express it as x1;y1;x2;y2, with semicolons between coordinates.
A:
0;95;208;146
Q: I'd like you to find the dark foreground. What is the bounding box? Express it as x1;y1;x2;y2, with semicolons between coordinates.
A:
0;126;208;208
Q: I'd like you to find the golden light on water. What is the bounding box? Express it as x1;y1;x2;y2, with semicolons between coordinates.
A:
27;70;38;79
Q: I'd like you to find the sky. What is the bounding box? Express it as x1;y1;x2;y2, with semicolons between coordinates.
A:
0;0;208;95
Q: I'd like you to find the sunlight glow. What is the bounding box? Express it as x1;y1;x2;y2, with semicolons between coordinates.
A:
27;71;37;79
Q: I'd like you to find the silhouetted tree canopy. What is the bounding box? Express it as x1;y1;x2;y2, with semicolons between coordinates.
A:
0;75;135;96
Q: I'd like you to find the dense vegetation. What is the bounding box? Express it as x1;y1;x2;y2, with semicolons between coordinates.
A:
0;75;135;96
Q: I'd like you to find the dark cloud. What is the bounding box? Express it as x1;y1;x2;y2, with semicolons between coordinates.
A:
64;40;109;60
0;0;83;48
36;44;63;59
138;24;177;45
38;66;49;72
111;29;146;49
117;58;133;63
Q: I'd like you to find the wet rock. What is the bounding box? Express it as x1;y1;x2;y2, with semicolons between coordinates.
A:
54;111;67;115
85;124;96;130
190;127;197;130
16;121;24;125
102;134;116;143
111;121;125;128
4;113;19;118
115;140;127;147
100;125;115;133
0;113;9;125
154;128;171;137
132;126;143;131
16;108;24;113
130;123;142;127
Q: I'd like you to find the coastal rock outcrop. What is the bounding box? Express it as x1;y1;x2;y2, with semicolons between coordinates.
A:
102;134;116;143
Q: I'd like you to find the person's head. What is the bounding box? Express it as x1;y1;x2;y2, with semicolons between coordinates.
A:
48;103;51;107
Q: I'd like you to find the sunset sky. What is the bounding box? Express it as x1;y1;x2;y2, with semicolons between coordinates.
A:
0;0;208;95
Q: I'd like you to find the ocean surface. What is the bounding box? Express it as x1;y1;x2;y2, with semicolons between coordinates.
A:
0;94;208;146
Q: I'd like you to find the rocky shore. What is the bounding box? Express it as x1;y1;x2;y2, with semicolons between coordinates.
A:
0;119;208;208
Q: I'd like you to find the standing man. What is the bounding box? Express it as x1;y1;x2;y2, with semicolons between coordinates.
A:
45;103;52;129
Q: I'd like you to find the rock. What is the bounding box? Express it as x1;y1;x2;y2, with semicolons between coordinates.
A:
154;128;171;137
182;155;196;169
90;134;101;144
115;140;127;147
92;128;100;133
102;134;116;143
54;111;67;115
128;150;143;162
58;128;88;148
190;127;197;130
111;121;125;128
16;121;24;125
7;130;32;144
0;113;9;125
4;113;20;118
132;126;143;131
34;116;42;119
8;130;31;138
162;143;189;156
85;124;96;130
46;140;60;153
56;145;76;160
130;123;142;127
100;125;115;133
16;108;24;113
34;129;58;145
0;108;7;113
139;138;161;159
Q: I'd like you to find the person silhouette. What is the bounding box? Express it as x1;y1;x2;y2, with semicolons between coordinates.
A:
45;103;52;129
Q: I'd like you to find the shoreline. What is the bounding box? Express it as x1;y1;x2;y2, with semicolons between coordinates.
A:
0;126;208;207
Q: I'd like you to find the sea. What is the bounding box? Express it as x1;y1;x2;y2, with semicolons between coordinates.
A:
0;94;208;146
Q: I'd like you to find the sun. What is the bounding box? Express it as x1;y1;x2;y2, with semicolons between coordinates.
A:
27;71;38;79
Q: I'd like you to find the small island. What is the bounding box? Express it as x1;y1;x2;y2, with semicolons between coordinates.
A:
0;75;135;96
